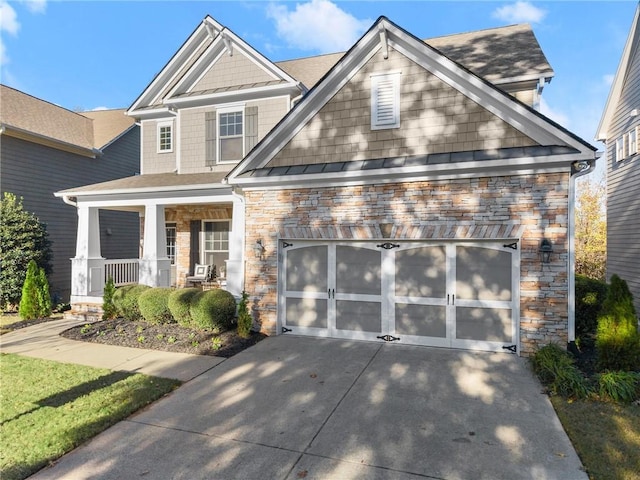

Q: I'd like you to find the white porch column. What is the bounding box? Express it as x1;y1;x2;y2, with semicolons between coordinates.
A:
70;205;105;301
225;193;245;296
139;203;171;287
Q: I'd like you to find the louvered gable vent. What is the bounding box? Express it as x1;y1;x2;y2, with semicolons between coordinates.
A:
371;72;400;130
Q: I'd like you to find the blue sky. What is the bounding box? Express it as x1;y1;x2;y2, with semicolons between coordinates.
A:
1;0;636;180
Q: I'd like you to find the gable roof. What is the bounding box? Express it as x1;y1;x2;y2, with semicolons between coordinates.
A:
596;2;640;141
0;85;135;156
227;16;595;188
127;16;304;117
276;23;553;90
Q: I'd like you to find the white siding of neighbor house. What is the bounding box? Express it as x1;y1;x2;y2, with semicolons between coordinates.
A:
606;40;640;315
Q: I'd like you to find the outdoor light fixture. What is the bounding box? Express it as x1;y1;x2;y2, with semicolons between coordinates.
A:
253;239;265;259
539;238;553;264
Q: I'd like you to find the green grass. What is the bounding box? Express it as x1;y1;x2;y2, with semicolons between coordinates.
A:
551;397;640;480
0;354;180;480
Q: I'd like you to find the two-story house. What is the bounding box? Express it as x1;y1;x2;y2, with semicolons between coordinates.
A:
56;15;597;355
597;2;640;315
1;85;140;303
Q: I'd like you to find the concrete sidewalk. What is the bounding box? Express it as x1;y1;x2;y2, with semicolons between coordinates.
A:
0;318;223;381
22;334;587;480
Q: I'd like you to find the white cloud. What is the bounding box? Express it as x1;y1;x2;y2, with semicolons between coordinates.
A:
22;0;47;14
0;1;20;35
540;97;570;127
603;73;615;87
267;0;371;53
90;106;109;111
492;1;546;24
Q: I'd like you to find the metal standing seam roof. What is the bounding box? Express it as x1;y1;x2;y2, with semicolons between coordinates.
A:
238;145;580;178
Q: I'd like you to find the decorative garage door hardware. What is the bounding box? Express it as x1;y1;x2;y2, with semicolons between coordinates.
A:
503;242;518;250
377;242;400;249
280;241;518;353
502;345;517;354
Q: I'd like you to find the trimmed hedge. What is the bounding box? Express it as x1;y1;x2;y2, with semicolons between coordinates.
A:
112;284;151;321
189;289;236;332
138;287;175;325
168;288;200;327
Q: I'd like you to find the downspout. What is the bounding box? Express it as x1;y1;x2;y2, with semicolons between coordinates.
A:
568;156;599;345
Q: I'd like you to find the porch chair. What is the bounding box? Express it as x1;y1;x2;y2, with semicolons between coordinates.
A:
185;263;214;287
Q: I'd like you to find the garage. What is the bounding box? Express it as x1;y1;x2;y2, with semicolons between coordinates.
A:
279;240;519;353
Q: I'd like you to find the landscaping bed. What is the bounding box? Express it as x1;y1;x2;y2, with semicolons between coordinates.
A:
61;318;266;358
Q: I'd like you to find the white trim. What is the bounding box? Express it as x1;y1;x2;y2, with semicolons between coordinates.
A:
163;83;300;109
616;136;625;162
628;127;638;156
175;111;181;172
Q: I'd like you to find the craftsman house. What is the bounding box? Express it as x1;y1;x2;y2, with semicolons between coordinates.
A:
1;85;139;303
56;15;597;355
597;2;640;315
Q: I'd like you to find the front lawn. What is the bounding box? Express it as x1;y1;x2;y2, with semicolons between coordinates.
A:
552;398;640;480
0;354;180;480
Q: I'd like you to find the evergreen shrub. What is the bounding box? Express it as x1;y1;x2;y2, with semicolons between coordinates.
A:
167;288;200;327
189;289;236;332
138;287;175;325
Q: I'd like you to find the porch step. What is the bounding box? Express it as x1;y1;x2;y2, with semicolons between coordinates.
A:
64;303;103;323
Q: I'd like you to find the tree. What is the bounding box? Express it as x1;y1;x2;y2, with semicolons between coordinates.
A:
18;260;52;319
575;179;606;280
0;193;53;309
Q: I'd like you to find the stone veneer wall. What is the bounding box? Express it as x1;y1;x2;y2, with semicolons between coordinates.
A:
243;172;570;356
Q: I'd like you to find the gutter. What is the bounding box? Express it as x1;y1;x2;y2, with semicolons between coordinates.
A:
567;155;600;344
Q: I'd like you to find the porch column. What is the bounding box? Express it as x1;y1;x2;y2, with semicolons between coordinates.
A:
139;203;171;287
225;193;245;296
71;205;104;300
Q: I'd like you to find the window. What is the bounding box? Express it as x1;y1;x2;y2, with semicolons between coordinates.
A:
219;111;243;162
202;220;230;276
615;137;625;162
166;223;176;265
371;72;401;130
628;128;638;156
158;122;173;153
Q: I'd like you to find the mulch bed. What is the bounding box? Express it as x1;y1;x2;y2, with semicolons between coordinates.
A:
61;318;267;358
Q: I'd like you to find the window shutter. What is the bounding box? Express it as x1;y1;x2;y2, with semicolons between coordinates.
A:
189;220;200;273
205;112;217;166
244;106;258;153
371;73;400;130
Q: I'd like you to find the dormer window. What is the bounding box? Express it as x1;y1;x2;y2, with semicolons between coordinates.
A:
371;72;401;130
157;121;173;153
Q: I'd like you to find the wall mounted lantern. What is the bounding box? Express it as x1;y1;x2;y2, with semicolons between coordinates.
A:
253;239;265;259
539;238;553;264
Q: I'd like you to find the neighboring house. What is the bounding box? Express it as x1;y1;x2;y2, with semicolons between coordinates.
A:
0;85;140;303
56;16;597;355
597;2;640;316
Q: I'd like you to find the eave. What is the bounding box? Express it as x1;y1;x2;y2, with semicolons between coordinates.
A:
0;123;100;158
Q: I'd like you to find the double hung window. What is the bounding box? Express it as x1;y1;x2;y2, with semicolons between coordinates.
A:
219;111;243;163
158;122;173;153
202;220;230;276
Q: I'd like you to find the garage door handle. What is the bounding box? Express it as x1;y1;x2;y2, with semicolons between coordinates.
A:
447;294;455;305
327;288;335;299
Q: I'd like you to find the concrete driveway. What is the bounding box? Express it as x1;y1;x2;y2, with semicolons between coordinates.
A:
31;336;586;480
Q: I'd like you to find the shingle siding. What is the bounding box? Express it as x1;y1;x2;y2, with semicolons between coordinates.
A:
192;51;274;92
606;38;640;315
268;48;537;167
0;129;140;302
141;120;176;174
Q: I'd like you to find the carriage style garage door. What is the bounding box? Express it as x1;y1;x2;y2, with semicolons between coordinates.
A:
279;240;519;353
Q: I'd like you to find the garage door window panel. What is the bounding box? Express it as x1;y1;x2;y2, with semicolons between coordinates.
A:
456;246;512;301
286;246;328;292
336;246;381;295
395;303;446;337
456;307;512;342
286;298;328;329
395;246;446;298
336;300;382;332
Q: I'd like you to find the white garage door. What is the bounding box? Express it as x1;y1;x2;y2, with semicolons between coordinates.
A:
279;240;519;353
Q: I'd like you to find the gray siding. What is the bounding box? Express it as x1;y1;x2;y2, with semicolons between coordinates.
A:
606;39;640;315
1;128;140;303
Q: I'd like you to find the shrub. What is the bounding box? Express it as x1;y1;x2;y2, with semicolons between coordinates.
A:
0;193;52;309
138;287;175;325
596;371;640;403
112;284;150;321
531;344;590;399
596;275;640;372
575;274;608;343
18;260;51;319
102;276;117;320
189;289;236;332
237;291;253;338
168;288;200;327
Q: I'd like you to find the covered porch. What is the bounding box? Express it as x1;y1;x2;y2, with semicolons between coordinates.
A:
55;173;245;315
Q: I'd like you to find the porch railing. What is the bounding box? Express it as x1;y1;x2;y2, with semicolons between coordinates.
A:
104;259;139;286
